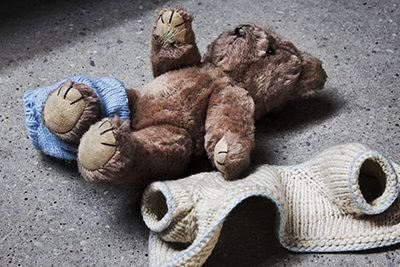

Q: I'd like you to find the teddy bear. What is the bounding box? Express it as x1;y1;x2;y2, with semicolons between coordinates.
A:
23;7;327;188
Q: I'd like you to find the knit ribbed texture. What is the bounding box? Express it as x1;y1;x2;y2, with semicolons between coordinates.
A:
141;143;400;267
23;76;130;160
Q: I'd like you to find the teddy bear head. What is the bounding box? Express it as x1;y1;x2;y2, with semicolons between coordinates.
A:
203;23;328;119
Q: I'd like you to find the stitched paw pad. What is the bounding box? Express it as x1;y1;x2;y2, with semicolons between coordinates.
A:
42;79;99;143
78;119;116;171
214;137;228;174
43;80;85;134
155;10;186;46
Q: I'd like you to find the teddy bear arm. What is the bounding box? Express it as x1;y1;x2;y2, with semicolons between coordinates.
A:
205;86;255;180
125;88;141;123
150;7;201;77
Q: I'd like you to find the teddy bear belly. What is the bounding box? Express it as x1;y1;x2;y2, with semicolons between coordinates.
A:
132;68;215;136
133;88;210;136
131;90;210;161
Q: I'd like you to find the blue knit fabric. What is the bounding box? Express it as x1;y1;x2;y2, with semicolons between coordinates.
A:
23;76;131;160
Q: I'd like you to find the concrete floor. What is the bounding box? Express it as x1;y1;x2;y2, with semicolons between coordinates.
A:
1;0;399;266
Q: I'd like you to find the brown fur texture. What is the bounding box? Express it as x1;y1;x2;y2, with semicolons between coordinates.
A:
44;7;327;188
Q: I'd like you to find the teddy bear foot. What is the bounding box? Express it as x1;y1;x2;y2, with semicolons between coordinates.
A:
155;9;187;46
42;80;100;143
77;117;137;186
151;7;201;77
78;119;116;171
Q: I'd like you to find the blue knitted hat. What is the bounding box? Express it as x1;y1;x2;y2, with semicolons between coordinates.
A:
23;76;131;160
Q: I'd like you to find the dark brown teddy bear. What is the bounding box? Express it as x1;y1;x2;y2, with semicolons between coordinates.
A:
34;7;327;187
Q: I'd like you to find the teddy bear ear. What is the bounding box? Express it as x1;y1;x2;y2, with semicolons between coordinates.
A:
295;52;328;97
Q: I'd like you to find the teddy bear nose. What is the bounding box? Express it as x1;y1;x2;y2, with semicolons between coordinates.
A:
234;26;247;38
234;24;253;37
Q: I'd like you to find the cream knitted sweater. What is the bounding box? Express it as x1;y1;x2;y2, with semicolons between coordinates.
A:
142;143;400;267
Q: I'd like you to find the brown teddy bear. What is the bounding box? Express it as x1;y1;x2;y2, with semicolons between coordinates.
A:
23;7;327;188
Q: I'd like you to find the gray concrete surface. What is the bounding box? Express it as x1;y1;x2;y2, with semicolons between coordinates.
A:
1;0;399;266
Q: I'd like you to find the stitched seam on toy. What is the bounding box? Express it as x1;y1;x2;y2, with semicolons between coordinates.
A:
162;88;180;99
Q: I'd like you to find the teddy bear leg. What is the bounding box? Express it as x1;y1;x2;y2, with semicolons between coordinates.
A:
150;7;201;77
78;117;194;188
41;80;100;143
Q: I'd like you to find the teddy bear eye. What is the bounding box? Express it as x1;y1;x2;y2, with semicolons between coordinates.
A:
266;47;276;56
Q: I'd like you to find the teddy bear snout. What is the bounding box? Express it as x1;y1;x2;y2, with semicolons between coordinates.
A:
234;25;247;38
295;53;328;97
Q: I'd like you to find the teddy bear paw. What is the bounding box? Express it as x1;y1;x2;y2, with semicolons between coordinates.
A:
77;117;137;186
42;80;99;143
155;9;186;46
78;119;117;171
42;80;85;134
213;137;228;174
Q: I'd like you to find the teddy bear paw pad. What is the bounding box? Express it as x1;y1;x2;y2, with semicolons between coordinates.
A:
155;10;186;46
214;137;228;174
78;120;116;171
42;80;85;134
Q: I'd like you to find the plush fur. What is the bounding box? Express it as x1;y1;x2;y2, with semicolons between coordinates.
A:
40;7;327;187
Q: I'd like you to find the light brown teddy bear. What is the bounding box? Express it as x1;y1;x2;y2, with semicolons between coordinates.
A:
25;7;327;188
